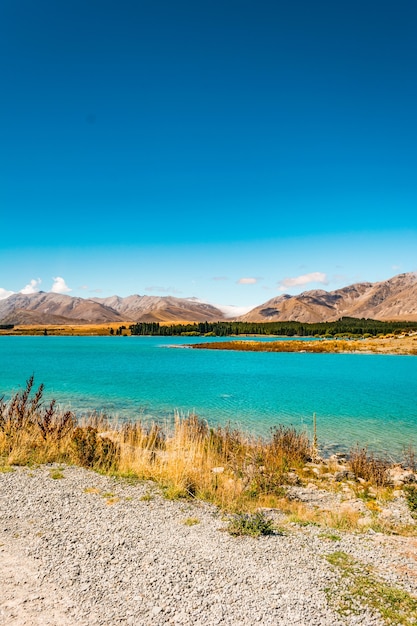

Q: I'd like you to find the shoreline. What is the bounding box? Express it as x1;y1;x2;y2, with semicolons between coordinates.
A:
2;380;417;623
190;335;417;356
2;326;417;356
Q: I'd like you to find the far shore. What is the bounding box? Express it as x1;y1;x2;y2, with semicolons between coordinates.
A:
0;320;215;336
190;335;417;356
1;324;417;355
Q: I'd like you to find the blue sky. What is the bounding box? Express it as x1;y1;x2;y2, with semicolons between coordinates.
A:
1;0;416;311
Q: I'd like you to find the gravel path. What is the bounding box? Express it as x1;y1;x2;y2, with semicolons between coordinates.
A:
1;465;416;626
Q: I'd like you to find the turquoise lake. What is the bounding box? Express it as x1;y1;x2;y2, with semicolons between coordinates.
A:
0;335;416;458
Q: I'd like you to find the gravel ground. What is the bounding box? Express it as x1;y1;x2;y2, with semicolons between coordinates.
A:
1;465;417;626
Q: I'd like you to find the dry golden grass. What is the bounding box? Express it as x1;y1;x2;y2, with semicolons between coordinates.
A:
0;320;223;335
192;335;417;356
0;323;133;336
1;377;416;535
349;446;391;486
277;498;364;531
0;378;312;511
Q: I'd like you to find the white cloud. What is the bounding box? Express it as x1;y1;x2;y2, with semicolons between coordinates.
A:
145;285;182;295
20;278;42;294
0;288;14;300
51;276;72;294
187;297;255;319
278;272;328;291
214;304;255;318
237;277;258;285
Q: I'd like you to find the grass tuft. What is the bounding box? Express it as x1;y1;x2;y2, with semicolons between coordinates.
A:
139;493;154;502
319;532;341;541
182;517;200;526
404;485;417;518
227;511;276;537
349;445;390;486
49;468;64;479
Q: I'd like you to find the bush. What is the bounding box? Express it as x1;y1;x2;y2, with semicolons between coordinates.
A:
349;446;390;486
121;421;165;450
0;375;43;434
71;426;119;471
0;376;76;441
36;399;76;441
270;425;311;465
227;511;275;537
404;485;417;518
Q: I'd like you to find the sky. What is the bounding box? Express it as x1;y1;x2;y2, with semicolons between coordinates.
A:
1;0;416;312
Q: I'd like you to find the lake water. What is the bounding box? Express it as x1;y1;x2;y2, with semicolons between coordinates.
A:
0;335;416;458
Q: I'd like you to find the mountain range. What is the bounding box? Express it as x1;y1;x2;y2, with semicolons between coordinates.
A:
0;292;224;325
0;272;416;325
239;272;417;323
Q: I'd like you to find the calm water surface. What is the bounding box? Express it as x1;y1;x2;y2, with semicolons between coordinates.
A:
0;335;416;457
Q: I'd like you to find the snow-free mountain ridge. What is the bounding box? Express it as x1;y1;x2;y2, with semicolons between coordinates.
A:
0;292;225;324
0;273;416;324
239;272;417;323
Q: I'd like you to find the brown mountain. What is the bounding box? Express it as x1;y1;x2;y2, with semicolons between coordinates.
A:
1;273;417;325
90;295;225;323
0;292;225;325
0;292;125;325
239;273;417;323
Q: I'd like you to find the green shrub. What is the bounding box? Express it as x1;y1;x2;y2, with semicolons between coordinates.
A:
404;485;417;518
227;511;275;537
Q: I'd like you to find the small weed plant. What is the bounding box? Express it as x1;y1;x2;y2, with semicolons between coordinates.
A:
84;487;100;494
319;532;341;541
404;485;417;518
140;493;154;502
49;468;64;479
349;446;390;486
182;517;200;526
227;511;275;537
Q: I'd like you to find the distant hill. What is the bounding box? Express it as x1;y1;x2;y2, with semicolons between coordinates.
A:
90;295;225;323
1;272;417;325
239;273;417;323
0;292;225;325
0;292;125;325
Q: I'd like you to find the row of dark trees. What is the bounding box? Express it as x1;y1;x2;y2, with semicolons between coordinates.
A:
129;318;417;337
109;325;127;335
